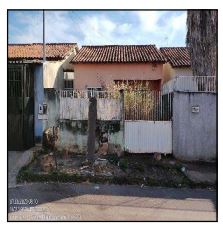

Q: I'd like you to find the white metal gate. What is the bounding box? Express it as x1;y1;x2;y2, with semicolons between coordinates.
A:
124;91;172;154
125;121;172;153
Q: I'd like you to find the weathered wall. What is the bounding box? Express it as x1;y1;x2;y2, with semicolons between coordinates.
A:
42;89;60;129
43;89;124;153
172;92;216;161
43;49;76;89
43;61;64;88
55;120;123;153
174;67;193;77
59;96;121;121
34;48;76;141
73;63;163;90
34;64;44;143
163;62;192;83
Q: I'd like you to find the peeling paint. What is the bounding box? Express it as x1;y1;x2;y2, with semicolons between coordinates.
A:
43;89;124;154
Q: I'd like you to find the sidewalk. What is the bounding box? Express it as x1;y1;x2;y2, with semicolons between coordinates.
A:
8;182;216;221
181;162;216;185
8;147;36;188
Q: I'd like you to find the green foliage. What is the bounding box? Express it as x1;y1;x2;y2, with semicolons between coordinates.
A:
16;153;215;189
119;158;129;172
133;163;145;173
16;168;215;189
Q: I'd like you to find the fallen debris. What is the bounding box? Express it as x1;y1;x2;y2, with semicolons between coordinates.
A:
154;153;162;161
94;185;100;190
40;153;55;172
17;151;216;189
80;165;89;170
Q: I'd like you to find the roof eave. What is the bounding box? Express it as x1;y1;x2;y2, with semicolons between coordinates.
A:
8;56;66;62
171;64;191;68
71;60;166;64
8;59;43;64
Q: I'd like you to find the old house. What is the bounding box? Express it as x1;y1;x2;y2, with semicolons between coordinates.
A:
160;47;192;83
8;43;78;150
71;45;166;92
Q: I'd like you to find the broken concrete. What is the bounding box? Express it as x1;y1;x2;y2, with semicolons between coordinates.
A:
181;162;216;185
39;153;55;172
154;153;162;161
42;127;59;150
184;170;216;184
98;143;109;156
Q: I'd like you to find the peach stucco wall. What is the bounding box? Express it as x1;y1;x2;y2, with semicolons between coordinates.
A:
73;63;164;90
162;62;193;84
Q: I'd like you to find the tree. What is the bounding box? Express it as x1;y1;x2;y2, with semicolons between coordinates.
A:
186;10;217;77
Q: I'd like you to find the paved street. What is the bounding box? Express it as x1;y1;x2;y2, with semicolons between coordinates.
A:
8;182;216;221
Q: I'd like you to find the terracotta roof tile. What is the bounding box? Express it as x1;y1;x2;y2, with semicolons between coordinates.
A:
8;43;77;61
160;47;191;68
71;45;166;64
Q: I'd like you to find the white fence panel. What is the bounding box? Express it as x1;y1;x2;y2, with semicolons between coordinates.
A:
175;76;198;92
60;97;89;120
97;98;121;120
162;76;216;93
125;121;172;154
59;90;122;120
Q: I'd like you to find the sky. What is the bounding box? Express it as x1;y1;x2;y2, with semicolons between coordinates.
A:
8;10;187;47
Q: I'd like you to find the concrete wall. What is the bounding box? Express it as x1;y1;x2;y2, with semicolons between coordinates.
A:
172;92;216;161
43;89;124;153
34;48;76;141
55;120;124;153
34;64;44;143
43;49;76;89
73;63;163;90
43;61;65;88
163;62;192;83
42;89;60;129
175;67;193;77
59;96;122;121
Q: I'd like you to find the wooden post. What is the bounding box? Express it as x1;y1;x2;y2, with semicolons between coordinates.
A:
87;97;97;162
119;89;125;150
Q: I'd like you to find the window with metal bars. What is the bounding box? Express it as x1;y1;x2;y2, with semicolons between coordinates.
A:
8;67;22;97
64;79;74;90
87;87;102;98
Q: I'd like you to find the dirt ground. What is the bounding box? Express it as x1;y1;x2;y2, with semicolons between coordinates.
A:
18;151;200;188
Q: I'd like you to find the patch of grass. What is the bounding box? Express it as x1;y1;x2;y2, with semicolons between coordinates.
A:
16;168;215;189
133;163;145;173
18;170;81;183
16;152;216;190
16;153;39;183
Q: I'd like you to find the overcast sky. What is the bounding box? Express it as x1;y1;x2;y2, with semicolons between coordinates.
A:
8;10;187;47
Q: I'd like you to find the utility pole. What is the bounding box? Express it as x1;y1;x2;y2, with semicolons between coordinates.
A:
43;10;46;62
41;10;46;145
